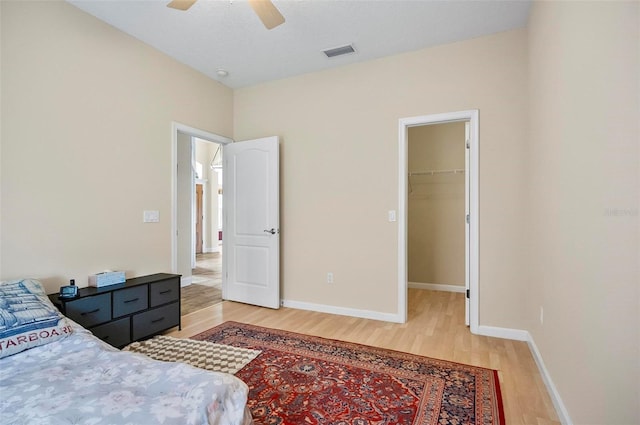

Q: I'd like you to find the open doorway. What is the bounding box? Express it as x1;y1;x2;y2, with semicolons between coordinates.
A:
407;122;466;322
407;122;466;291
193;138;223;261
184;139;224;315
171;123;232;316
398;110;478;332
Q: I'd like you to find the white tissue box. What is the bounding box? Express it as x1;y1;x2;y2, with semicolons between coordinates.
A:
89;271;126;287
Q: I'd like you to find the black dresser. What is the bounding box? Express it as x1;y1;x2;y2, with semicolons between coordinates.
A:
49;273;181;348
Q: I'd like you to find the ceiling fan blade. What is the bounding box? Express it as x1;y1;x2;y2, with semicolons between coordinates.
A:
248;0;285;30
167;0;197;11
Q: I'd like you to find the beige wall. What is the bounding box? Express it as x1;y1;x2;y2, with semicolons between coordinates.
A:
0;1;233;292
0;1;3;274
527;1;639;423
234;29;529;323
408;122;465;286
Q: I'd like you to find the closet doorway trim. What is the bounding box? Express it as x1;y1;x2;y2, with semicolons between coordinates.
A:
397;110;479;334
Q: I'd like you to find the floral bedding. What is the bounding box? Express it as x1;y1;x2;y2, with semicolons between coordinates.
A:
0;324;251;425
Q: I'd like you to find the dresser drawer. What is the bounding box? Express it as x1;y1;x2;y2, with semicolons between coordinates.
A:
113;285;148;318
50;273;181;344
64;293;111;327
132;302;179;341
91;317;130;348
149;278;179;307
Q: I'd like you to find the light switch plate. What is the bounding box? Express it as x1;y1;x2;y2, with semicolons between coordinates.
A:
143;210;160;223
388;210;397;222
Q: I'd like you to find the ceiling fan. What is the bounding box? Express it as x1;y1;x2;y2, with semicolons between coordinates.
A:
166;0;285;30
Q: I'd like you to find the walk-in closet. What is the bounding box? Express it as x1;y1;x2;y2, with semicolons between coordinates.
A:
407;122;466;293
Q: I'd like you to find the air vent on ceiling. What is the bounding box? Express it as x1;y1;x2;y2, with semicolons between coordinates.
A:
323;44;356;58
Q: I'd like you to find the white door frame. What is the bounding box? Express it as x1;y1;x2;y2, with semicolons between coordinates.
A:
398;110;479;334
171;122;232;281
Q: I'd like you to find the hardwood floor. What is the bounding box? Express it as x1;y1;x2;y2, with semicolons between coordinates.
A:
191;252;222;286
167;288;560;425
182;252;223;315
180;283;222;315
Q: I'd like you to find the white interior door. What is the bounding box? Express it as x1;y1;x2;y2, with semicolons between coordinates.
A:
223;136;280;309
464;122;470;326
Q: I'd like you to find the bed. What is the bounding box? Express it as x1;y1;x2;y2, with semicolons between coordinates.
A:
0;278;253;425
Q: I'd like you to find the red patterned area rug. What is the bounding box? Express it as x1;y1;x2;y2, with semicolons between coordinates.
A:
193;321;505;425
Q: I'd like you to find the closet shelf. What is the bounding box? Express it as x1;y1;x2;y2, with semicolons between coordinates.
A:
409;168;465;177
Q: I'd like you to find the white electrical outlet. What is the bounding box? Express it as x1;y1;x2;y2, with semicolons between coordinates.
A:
327;272;334;284
540;306;544;325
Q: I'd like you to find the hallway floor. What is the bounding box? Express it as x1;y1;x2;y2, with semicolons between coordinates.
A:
181;252;223;316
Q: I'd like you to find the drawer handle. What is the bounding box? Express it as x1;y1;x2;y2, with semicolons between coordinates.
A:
151;317;165;324
81;308;100;316
159;289;172;295
124;297;140;304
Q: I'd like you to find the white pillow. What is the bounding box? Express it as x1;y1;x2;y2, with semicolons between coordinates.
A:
0;278;74;358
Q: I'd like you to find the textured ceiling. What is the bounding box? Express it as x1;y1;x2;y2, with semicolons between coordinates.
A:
67;0;532;89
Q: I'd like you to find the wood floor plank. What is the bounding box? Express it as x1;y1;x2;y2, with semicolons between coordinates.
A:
166;288;561;425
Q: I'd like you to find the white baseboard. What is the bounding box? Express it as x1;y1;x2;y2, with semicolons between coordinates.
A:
476;325;572;425
204;246;221;253
409;282;465;292
476;325;529;341
526;334;573;425
180;276;192;287
280;299;403;323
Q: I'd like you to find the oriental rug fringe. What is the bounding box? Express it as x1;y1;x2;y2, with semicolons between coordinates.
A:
193;321;505;425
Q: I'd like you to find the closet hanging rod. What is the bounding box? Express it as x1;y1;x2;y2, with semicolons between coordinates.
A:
409;168;465;177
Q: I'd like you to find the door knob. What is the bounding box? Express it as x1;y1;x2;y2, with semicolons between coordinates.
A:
263;228;278;235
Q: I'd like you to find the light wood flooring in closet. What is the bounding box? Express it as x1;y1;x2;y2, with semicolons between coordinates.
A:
166;288;560;425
